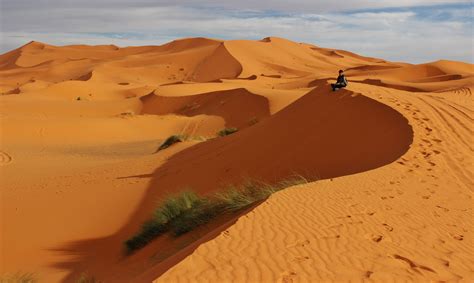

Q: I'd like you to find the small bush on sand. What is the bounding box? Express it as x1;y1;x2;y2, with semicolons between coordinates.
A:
0;272;36;283
125;175;309;252
153;191;203;222
125;191;203;252
217;127;238;137
170;200;223;236
157;135;211;151
158;135;185;151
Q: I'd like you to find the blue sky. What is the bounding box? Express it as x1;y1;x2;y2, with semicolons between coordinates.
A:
1;0;472;63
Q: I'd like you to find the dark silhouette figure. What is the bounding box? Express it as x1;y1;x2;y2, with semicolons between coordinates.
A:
331;70;348;91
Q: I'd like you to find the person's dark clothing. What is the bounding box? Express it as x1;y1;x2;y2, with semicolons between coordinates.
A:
331;74;348;91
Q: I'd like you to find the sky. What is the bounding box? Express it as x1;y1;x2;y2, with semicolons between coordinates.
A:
0;0;472;63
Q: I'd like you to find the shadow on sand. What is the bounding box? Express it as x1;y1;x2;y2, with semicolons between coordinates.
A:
51;83;414;282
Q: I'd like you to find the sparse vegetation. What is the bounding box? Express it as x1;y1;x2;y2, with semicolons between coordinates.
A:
125;175;309;253
158;135;185;151
125;191;203;251
157;134;210;151
0;272;36;283
119;110;135;116
217;127;238;137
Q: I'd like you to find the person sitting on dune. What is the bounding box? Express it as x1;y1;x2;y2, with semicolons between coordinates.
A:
331;70;348;91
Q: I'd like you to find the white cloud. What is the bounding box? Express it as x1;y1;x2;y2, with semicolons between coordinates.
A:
0;1;472;63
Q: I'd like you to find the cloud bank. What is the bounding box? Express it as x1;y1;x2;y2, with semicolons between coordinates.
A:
1;1;472;63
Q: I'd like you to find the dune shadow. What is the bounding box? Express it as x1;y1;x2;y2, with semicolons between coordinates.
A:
140;88;271;129
51;83;414;282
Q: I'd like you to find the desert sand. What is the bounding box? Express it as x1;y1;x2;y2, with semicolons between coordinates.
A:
0;37;472;282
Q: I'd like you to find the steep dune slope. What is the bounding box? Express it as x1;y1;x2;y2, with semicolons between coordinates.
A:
0;37;472;283
224;37;392;79
41;83;412;283
190;43;243;82
0;38;237;94
141;88;269;129
137;83;412;196
157;83;474;283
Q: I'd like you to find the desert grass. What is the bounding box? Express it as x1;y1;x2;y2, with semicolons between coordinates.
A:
125;191;203;251
0;272;36;283
158;135;184;151
125;175;309;253
157;135;211;151
217;127;238;137
158;128;240;152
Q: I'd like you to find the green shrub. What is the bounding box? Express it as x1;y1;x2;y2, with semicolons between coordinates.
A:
157;135;211;151
217;127;238;137
153;191;202;222
125;191;202;252
275;174;309;188
215;181;270;212
125;176;309;252
170;200;223;236
158;135;184;151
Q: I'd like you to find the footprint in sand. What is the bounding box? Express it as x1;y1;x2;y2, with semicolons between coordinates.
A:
286;240;310;248
365;271;374;278
436;205;449;212
393;254;436;274
0;151;12;166
278;271;297;283
322;234;341;239
421;151;431;158
372;235;383;242
383;223;394;232
440;259;450;267
381;196;395;200
421;139;432;145
451;234;464;241
364;233;383;243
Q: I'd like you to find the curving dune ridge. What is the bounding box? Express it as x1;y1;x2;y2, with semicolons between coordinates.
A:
0;37;473;283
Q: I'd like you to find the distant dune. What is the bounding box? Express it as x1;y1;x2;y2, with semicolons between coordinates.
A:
0;37;472;283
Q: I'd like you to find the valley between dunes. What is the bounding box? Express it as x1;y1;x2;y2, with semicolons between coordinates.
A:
0;37;472;282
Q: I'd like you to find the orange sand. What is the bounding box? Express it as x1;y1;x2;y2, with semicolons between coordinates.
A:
0;37;472;282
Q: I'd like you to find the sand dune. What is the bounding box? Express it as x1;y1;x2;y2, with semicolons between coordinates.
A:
140;88;270;129
158;82;474;282
0;37;472;283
